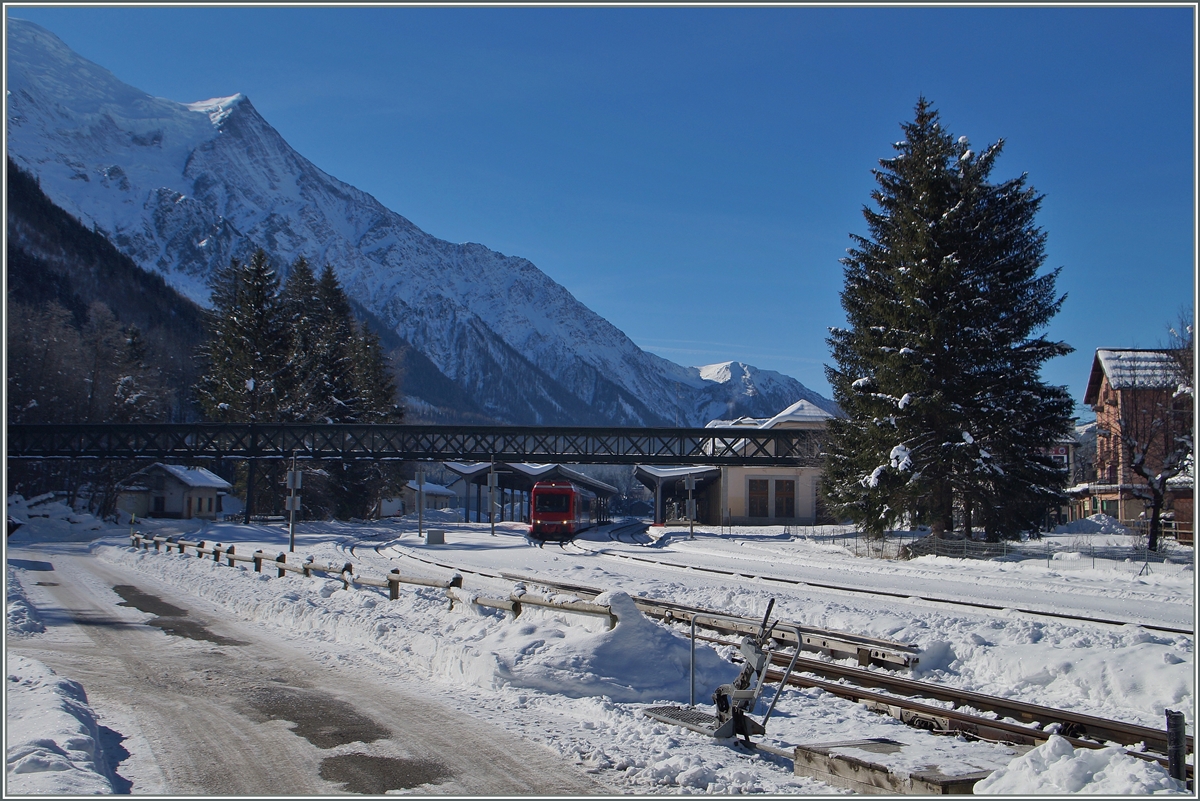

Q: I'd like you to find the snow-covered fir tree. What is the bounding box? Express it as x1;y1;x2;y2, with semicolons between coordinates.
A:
822;99;1074;540
195;249;404;519
279;255;322;422
195;249;288;423
310;264;363;423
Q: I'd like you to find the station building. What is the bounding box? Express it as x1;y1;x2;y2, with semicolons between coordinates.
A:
634;398;833;527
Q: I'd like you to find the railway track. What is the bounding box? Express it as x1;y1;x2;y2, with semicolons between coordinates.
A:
362;539;1190;765
607;520;650;545
156;531;1190;775
567;535;1194;636
681;629;1193;759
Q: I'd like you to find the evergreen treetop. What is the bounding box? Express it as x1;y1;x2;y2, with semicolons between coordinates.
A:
823;98;1073;540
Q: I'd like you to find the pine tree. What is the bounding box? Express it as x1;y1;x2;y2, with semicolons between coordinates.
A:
354;326;402;422
822;99;1073;540
110;324;168;424
309;264;361;423
279;256;321;421
195;249;288;423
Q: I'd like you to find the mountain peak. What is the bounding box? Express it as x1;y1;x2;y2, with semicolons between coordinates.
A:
7;20;837;427
185;94;248;126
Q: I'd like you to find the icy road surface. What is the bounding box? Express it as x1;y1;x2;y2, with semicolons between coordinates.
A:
6;542;606;795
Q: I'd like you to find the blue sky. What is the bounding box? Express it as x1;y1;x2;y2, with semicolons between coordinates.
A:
8;6;1195;416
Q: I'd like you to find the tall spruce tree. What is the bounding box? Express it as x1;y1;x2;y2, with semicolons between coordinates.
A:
822;99;1073;540
280;256;322;421
195;249;288;423
310;264;362;423
354;327;402;423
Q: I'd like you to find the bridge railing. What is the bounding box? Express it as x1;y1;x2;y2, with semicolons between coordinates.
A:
7;423;825;467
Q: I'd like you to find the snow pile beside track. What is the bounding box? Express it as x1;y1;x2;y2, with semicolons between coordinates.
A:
12;511;1193;796
5;654;115;794
96;543;738;704
975;735;1186;794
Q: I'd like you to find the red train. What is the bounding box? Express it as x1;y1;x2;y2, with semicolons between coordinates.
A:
529;480;597;542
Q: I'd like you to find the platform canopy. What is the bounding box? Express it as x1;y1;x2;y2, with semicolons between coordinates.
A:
444;462;619;497
633;465;722;494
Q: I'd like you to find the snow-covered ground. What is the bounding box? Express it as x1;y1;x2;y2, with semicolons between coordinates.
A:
6;495;1194;795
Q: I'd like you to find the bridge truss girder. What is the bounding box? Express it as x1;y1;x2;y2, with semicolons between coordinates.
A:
6;424;824;467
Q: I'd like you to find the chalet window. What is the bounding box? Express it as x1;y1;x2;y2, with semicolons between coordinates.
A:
153;496;165;513
775;480;795;518
207;497;213;512
748;480;769;517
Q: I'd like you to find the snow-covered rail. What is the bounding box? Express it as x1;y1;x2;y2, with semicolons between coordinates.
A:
567;539;1195;636
770;666;1192;777
367;539;921;670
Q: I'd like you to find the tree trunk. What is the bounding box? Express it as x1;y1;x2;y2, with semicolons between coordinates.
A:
1148;495;1163;552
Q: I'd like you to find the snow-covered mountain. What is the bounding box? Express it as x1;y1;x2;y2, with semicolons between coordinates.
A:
6;19;837;426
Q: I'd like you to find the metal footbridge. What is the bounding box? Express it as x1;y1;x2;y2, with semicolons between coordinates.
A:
6;423;824;466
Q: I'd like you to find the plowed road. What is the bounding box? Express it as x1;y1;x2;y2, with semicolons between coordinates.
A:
7;543;604;795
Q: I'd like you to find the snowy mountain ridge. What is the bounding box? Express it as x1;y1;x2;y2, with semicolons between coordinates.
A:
6;18;837;425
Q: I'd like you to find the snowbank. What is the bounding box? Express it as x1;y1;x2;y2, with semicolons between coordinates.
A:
98;543;737;704
6;565;46;634
1052;513;1131;538
974;735;1187;794
7;493;106;543
5;654;115;794
7;564;113;792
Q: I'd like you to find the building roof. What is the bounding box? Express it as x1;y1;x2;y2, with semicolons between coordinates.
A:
633;465;722;494
121;463;232;490
705;398;833;431
404;480;455;496
443;462;618;497
762;398;835;428
1084;349;1185;405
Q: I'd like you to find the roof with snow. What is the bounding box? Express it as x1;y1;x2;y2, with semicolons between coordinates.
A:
762;398;834;428
1085;349;1186;404
705;398;833;430
125;463;232;490
444;463;618;496
404;480;455;496
633;465;722;494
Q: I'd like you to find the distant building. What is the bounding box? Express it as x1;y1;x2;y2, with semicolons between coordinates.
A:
635;399;832;526
1070;349;1192;538
117;463;232;520
379;480;457;517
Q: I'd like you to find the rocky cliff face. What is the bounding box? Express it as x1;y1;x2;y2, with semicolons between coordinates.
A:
7;18;837;426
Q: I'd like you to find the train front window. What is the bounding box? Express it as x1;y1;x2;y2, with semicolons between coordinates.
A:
535;493;570;513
